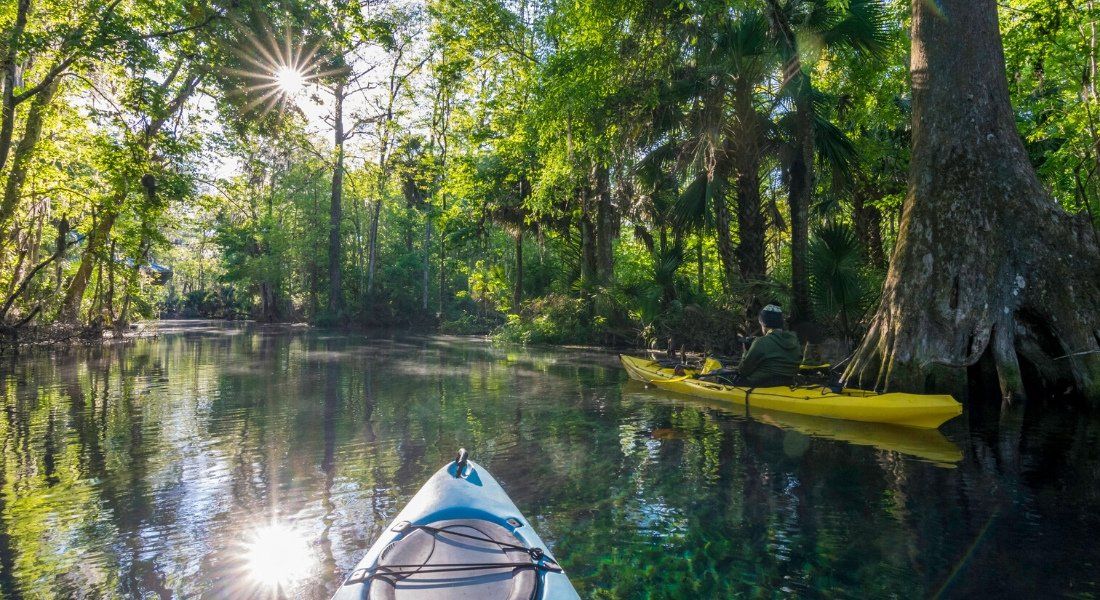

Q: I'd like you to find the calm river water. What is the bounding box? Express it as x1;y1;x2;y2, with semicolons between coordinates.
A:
0;321;1097;599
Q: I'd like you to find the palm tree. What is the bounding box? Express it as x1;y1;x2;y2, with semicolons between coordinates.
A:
765;0;889;322
645;7;780;308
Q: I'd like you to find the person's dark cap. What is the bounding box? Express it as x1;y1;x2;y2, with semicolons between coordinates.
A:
759;304;784;329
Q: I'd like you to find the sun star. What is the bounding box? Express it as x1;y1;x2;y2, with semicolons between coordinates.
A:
274;66;306;95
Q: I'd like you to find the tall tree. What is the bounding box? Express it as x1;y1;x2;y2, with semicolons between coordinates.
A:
366;6;426;298
844;0;1100;400
58;66;202;323
767;0;888;322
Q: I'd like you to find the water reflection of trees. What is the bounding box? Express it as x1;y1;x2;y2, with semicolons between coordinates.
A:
0;327;1097;597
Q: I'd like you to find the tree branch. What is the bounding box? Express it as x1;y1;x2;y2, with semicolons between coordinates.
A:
0;242;66;320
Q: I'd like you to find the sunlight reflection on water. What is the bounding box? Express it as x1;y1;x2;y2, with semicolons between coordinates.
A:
243;522;316;593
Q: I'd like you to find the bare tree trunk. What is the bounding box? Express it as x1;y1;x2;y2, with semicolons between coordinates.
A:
732;82;767;316
579;169;599;283
438;189;446;314
844;0;1100;401
512;228;523;313
106;239;115;321
422;212;431;312
328;84;345;317
579;210;597;283
853;186;887;269
593;165;615;281
735;166;766;310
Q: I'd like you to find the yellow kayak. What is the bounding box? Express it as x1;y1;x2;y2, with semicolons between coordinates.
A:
620;354;962;429
622;381;963;466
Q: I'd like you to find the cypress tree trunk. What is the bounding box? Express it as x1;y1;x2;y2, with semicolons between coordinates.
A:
579;210;597;283
579;165;599;283
422;212;431;312
844;0;1100;401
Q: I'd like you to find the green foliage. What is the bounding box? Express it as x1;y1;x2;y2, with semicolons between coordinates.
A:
808;223;880;339
1;0;1093;358
494;294;592;345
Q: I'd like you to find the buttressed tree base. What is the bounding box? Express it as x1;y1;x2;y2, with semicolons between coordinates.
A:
845;0;1100;401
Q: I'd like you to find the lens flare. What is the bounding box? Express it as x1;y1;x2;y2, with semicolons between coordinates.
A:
243;522;314;591
225;25;341;117
274;66;307;95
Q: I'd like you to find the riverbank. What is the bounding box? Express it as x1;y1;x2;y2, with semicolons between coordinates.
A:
0;321;157;352
1;316;853;376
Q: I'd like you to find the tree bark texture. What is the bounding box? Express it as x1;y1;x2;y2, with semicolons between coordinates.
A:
844;0;1100;401
852;186;887;269
0;0;31;174
593;165;616;281
579;209;597;283
578;162;615;284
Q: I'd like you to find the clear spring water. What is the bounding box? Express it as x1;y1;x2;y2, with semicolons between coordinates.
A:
0;321;1096;598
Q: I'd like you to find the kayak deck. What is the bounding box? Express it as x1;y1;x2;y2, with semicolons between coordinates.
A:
621;354;961;429
333;453;580;600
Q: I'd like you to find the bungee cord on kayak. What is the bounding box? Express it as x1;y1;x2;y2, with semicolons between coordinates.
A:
350;561;562;585
333;452;580;600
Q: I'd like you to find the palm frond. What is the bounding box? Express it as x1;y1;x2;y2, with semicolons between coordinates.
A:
808;222;876;335
671;172;714;230
813;113;858;187
823;0;891;59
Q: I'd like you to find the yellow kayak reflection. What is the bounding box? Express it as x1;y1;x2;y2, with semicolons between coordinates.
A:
623;380;963;467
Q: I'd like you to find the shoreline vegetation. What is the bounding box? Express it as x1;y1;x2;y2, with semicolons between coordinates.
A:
1;0;1097;401
0;316;900;387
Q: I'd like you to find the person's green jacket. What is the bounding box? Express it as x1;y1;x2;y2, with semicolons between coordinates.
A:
738;329;801;386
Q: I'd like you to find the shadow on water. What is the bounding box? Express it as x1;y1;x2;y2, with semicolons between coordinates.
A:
0;321;1096;598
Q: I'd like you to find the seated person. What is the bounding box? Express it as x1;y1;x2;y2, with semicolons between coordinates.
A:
735;305;801;387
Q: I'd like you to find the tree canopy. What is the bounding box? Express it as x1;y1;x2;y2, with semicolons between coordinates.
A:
1;0;1097;395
